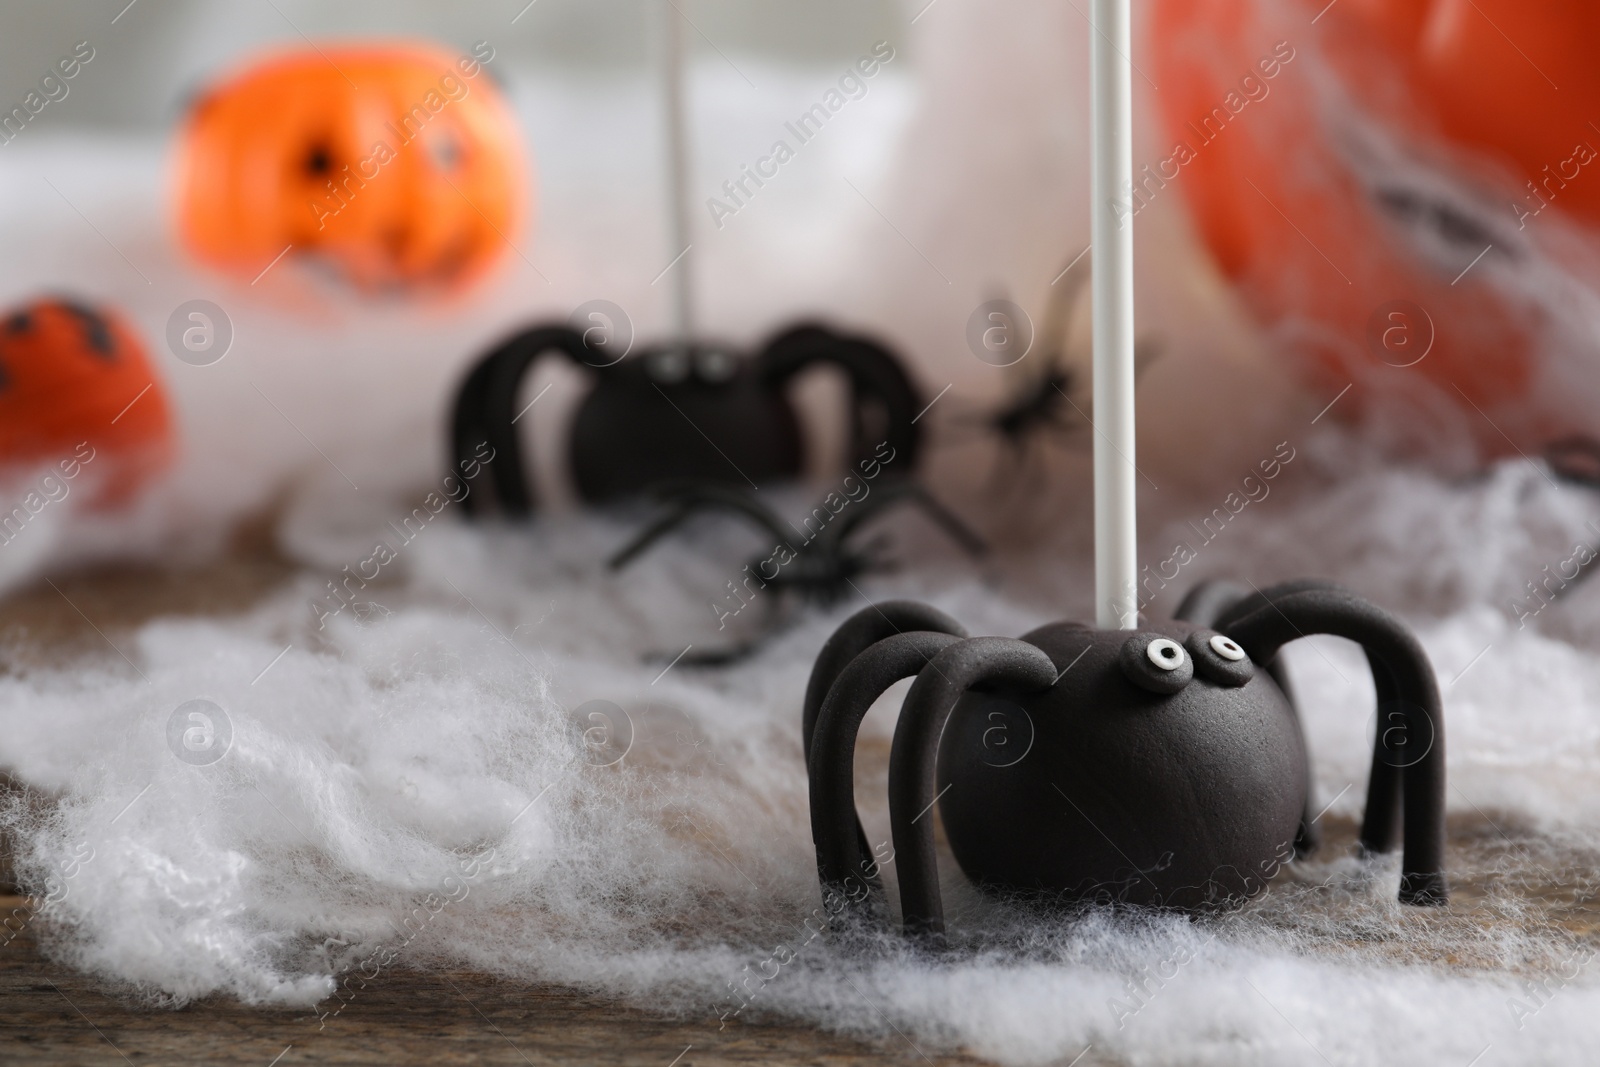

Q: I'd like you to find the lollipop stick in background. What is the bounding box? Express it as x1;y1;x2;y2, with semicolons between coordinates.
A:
659;0;697;348
1091;0;1138;629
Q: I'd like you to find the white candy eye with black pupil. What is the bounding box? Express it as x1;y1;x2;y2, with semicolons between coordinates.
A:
1209;634;1246;661
1146;638;1186;671
696;350;737;382
648;350;690;383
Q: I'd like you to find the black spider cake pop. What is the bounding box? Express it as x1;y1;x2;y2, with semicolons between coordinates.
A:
801;580;1446;935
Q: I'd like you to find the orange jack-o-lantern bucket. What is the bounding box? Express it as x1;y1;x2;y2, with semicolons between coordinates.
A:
1150;0;1600;453
174;42;529;291
0;298;173;504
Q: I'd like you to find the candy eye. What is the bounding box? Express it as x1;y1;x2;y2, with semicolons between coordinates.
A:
1147;638;1185;670
647;349;690;383
1119;632;1193;694
695;349;737;382
1210;635;1246;661
1186;629;1254;687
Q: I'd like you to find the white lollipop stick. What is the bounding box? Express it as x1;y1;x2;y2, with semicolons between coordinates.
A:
661;0;696;346
1090;0;1138;629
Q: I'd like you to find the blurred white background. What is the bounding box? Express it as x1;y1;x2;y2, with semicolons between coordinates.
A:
0;0;905;128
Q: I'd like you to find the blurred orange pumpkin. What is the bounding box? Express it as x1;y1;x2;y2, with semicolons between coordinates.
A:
0;298;173;504
174;42;528;291
1150;0;1600;453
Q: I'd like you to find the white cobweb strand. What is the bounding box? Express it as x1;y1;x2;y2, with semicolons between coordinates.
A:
7;456;1600;1064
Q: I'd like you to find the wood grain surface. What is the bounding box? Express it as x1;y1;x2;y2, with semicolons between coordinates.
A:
0;894;1010;1067
0;527;1020;1066
1;531;1593;1065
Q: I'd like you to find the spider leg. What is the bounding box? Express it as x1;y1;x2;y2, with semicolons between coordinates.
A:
450;325;593;517
606;500;697;569
1174;579;1253;626
984;437;1028;497
803;602;968;777
1039;416;1089;438
850;532;896;574
1177;579;1323;857
1218;582;1447;905
821;481;987;560
649;633;769;668
758;324;925;474
684;586;802;666
633;547;801;667
1023;443;1054;505
607;484;792;570
809;630;966;924
937;399;998;434
803;602;968;914
949;414;999;431
887;636;1058;937
451;346;509;518
1204;578;1405;857
1000;442;1047;534
899;484;989;557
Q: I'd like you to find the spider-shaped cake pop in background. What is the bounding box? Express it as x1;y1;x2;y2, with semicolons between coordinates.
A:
448;10;932;525
802;578;1445;935
450;321;926;521
609;479;986;665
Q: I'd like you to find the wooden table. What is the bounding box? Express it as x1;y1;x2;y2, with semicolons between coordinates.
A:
0;527;1013;1065
0;895;1007;1066
2;531;1593;1065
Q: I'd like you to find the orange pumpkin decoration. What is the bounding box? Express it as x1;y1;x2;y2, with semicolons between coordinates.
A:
1150;0;1600;453
0;298;173;504
174;42;528;291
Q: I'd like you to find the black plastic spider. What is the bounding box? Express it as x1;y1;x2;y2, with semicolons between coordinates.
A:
802;577;1446;934
450;320;924;519
608;480;986;665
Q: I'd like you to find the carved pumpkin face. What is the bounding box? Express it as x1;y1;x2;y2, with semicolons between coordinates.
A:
174;43;529;290
1149;0;1600;453
0;298;173;503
